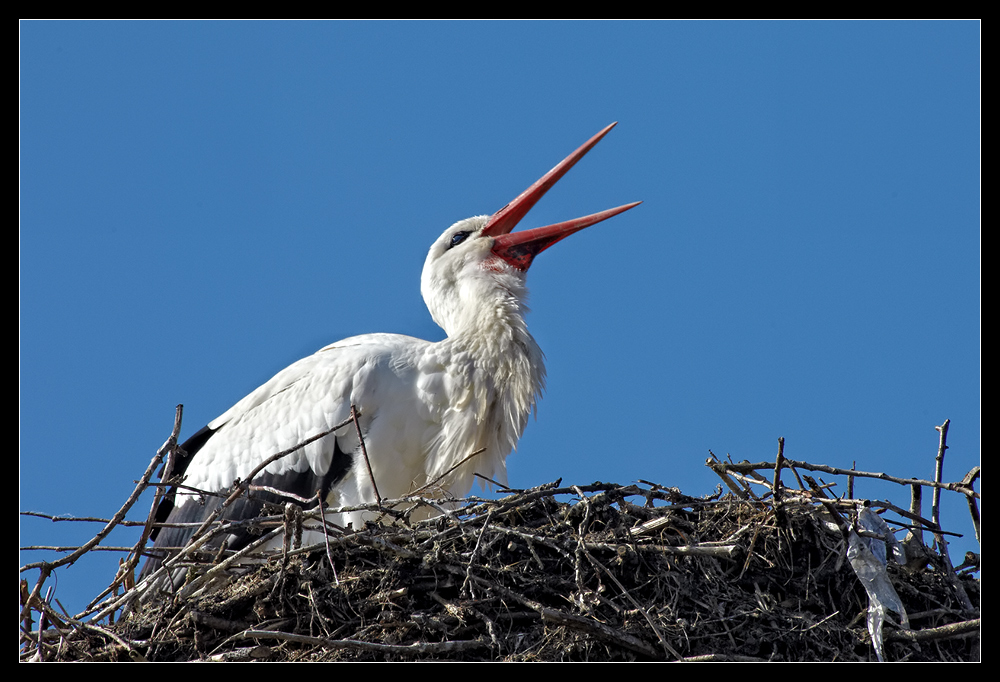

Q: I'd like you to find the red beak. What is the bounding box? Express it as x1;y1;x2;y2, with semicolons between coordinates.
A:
483;122;641;271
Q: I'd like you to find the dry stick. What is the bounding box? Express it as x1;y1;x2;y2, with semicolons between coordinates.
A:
885;618;980;644
409;448;489;508
706;452;751;499
278;493;477;562
20;511;160;526
909;484;923;543
931;419;950;529
36;586;53;661
353;448;490;525
716;468;777;501
961;466;981;544
138;406;185;558
571;485;592;595
274;510;367;563
461;509;494;597
708;458;978;497
925;419;973;612
19;411;182;626
869;499;957;539
250;484;319;506
786;463;807;490
76;617;150;661
800;475;837;499
486;525;574;563
239;629;485;656
177;527;287;601
23;545;155;554
772;437;786;527
582;541;737;558
351;405;381;505
316;496;341;586
94;406;187;610
456;482;722;531
772;437;785;494
281;502;302;559
431;592;502;650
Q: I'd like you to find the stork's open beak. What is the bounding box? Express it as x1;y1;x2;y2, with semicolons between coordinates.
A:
484;122;641;271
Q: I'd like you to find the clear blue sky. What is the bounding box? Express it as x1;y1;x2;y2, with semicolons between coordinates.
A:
21;21;980;617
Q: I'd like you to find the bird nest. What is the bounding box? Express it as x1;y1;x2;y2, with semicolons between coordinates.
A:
21;428;980;662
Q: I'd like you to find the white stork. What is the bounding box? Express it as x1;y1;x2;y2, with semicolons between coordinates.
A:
142;123;639;582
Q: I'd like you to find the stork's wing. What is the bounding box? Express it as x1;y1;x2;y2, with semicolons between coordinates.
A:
141;333;432;580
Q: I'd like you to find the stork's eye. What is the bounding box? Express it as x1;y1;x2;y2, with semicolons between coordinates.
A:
449;231;472;249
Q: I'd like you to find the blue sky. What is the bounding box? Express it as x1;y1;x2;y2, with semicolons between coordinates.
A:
21;21;980;617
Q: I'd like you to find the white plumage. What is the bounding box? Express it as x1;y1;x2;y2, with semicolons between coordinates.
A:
142;124;638;582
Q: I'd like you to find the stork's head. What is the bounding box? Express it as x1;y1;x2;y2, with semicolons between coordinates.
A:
421;123;640;337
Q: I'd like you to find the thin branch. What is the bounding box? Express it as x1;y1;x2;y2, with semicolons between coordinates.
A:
961;466;981;544
240;629;486;656
707;457;978;497
351;405;381;505
932;419;950;528
413;447;488;497
886;618;980;643
20;413;178;625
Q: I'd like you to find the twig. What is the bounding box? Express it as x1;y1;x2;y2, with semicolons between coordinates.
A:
19;512;154;526
886;618;980;643
708;458;978;497
932;419;950;528
413;448;488;496
922;422;972;612
772;437;786;525
240;629;486;656
351;405;381;505
20;414;178;625
961;466;981;544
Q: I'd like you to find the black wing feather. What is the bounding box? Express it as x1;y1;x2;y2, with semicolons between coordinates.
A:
140;425;353;581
